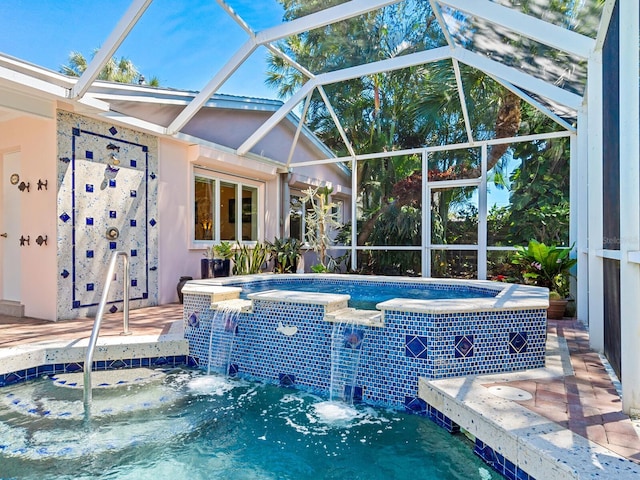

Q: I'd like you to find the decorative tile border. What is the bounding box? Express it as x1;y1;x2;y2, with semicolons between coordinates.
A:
0;356;193;387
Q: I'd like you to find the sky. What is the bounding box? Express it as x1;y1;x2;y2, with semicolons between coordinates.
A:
0;0;286;99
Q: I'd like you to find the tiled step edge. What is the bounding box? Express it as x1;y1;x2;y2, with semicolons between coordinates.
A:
0;334;189;376
418;376;640;480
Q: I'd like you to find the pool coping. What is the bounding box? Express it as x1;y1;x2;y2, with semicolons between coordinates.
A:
418;332;640;479
181;274;549;314
0;320;188;376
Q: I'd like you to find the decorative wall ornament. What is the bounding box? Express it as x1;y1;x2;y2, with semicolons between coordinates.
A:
36;235;48;246
10;173;19;185
37;179;48;190
19;235;30;246
18;181;30;192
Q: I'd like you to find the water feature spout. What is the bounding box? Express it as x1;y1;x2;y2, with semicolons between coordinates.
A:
207;303;242;376
329;322;366;404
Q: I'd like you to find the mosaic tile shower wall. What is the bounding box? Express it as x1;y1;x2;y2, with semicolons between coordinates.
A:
56;111;158;319
183;292;546;408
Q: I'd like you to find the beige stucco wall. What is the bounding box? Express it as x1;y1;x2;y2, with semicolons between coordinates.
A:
0;115;57;320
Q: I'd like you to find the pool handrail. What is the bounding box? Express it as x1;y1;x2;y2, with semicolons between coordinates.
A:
83;250;131;416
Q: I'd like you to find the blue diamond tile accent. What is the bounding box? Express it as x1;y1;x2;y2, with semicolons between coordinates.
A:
86;283;94;291
59;212;70;223
86;151;93;159
61;270;69;278
509;332;528;354
150;172;156;180
130;159;137;167
130;219;137;227
142;145;148;152
405;335;428;359
109;242;117;250
131;249;137;257
279;373;296;387
109;211;117;218
455;335;474;358
109;179;116;188
86;217;94;225
131;279;137;287
86;250;94;258
72;128;80;136
85;184;94;192
142;292;148;299
65;363;82;373
343;327;364;350
149;218;156;226
73;301;80;308
109;305;118;314
109;126;118;135
405;396;427;414
130;190;137;197
188;312;199;328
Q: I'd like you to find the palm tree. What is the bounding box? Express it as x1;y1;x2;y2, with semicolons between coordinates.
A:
60;50;159;86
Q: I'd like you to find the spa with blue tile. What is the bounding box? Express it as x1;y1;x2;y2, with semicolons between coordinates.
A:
181;275;548;479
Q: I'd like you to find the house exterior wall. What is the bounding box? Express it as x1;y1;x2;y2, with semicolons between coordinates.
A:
0;102;351;320
0;115;57;320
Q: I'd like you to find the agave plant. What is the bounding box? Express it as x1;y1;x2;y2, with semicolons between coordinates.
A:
512;240;576;297
232;242;269;275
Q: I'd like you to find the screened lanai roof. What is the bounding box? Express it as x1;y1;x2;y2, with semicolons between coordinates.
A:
0;0;611;161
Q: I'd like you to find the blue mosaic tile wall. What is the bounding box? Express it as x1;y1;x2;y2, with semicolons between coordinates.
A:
183;293;546;409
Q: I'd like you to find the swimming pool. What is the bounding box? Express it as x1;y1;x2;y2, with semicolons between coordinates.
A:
0;368;494;480
231;276;496;309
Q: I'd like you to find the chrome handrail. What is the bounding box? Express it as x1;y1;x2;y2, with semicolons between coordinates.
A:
83;250;131;416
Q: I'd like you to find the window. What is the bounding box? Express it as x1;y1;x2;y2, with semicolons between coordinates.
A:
289;194;312;243
194;171;261;244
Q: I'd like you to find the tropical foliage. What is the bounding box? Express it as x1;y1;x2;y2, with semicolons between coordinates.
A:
512;240;576;297
266;237;303;273
301;186;344;271
60;50;160;86
266;0;576;277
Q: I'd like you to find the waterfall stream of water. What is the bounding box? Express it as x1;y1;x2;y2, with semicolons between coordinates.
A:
329;322;366;404
207;304;241;376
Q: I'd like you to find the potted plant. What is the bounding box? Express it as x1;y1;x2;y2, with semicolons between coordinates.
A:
512;240;577;319
266;237;302;273
201;242;233;278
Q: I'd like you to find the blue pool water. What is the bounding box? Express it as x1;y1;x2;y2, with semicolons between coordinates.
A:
234;278;496;309
0;369;495;480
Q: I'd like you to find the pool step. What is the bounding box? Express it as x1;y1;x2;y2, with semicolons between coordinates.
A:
324;308;384;327
1;368;182;420
50;367;165;389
